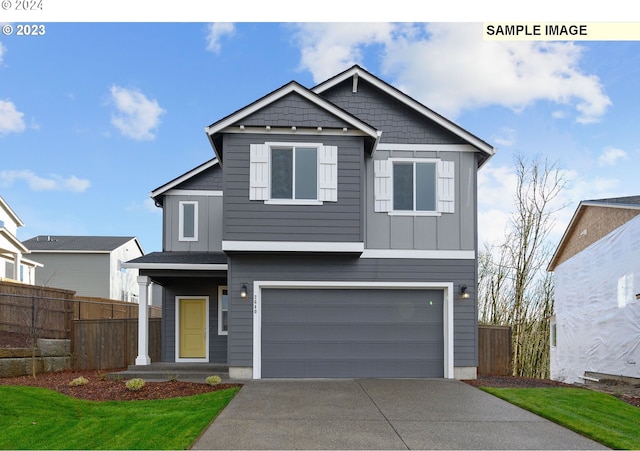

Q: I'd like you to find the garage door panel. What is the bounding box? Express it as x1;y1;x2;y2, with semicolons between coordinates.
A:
262;288;444;378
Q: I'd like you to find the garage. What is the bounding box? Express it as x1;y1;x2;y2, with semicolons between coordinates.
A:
260;288;444;378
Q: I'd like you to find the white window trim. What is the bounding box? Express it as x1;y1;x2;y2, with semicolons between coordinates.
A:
218;286;229;336
374;157;455;215
391;157;439;214
249;142;337;205
175;296;209;363
178;200;198;242
251;281;454;380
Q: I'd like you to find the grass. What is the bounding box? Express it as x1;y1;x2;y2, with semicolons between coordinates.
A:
0;386;240;450
482;387;640;449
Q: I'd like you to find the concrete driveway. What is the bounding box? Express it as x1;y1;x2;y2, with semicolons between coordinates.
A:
192;379;607;450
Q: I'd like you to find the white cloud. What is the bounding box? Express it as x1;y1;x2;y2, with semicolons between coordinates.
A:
293;23;396;82
0;99;26;136
0;42;6;64
109;86;165;141
293;23;611;123
206;23;235;54
0;170;90;192
598;146;627;167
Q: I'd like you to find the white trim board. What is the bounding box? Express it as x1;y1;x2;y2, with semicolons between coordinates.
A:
222;241;364;253
251;281;454;380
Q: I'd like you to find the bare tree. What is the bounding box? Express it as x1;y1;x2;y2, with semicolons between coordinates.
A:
478;154;566;378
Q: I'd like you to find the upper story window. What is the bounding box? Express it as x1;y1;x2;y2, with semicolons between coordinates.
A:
271;146;318;200
393;161;437;212
374;158;455;215
179;200;198;241
249;142;337;205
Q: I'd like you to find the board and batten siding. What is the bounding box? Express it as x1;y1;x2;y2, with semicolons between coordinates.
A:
222;133;364;243
163;194;223;252
226;254;477;370
366;150;477;251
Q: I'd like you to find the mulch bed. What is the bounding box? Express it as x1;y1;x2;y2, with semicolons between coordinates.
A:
0;369;242;401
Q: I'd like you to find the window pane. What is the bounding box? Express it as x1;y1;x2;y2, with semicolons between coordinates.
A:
182;203;195;238
271;148;293;199
295;147;317;199
416;163;436;211
221;289;228;332
393;163;413;210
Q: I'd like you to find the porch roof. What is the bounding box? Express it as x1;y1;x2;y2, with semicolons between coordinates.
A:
122;251;228;271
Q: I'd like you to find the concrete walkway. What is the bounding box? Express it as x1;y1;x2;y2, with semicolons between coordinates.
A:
192;379;607;450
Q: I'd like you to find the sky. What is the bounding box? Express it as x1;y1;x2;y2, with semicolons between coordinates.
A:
2;6;640;254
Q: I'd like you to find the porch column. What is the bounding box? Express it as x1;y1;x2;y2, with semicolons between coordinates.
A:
13;252;21;281
136;276;151;365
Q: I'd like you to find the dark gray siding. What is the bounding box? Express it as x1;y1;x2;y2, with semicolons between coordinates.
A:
159;277;227;363
319;79;467;145
176;164;224;191
222;133;364;243
227;254;477;369
238;92;351;129
262;288;444;378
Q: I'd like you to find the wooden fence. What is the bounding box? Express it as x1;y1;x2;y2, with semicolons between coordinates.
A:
0;280;75;339
0;280;161;340
72;318;161;370
74;296;162;320
478;325;512;376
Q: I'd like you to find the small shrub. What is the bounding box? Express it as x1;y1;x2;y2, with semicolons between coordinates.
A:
125;378;145;391
96;371;108;381
167;373;179;382
69;376;89;387
206;375;222;386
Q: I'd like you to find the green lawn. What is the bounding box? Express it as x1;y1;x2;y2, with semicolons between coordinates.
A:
0;385;240;450
482;387;640;450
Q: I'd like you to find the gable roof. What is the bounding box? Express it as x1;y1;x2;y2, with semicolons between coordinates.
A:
23;235;144;254
313;65;495;166
150;158;219;205
547;195;640;271
0;196;25;228
205;80;381;161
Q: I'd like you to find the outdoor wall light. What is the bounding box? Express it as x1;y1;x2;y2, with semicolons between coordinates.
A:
240;283;248;299
460;285;470;299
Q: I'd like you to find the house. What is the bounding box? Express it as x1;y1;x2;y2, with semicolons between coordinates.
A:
124;65;495;379
547;196;640;384
0;196;41;284
22;235;144;302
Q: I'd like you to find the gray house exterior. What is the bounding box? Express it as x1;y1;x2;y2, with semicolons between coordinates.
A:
23;235;144;301
126;65;494;379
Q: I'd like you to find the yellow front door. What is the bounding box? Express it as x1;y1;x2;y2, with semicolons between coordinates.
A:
179;298;207;359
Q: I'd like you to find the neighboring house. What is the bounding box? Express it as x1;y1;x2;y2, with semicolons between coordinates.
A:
0;196;41;284
125;65;495;379
22;235;144;302
548;196;640;384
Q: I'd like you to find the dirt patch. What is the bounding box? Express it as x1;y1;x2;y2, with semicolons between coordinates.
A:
464;375;640;408
0;369;242;401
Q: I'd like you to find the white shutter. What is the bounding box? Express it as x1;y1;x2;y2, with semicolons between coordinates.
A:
249;144;269;201
437;160;455;213
318;145;338;202
374;160;392;212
